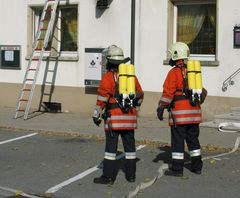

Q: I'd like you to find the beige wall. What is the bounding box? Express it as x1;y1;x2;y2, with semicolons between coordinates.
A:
1;0;240;98
1;83;240;121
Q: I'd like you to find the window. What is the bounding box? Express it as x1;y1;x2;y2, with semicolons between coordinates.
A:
28;5;78;60
60;7;78;51
168;1;217;63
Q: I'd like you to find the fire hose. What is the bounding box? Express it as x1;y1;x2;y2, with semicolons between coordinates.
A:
123;122;240;198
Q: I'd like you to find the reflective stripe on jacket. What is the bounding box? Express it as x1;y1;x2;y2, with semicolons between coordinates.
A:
104;114;137;130
96;71;144;131
159;60;202;125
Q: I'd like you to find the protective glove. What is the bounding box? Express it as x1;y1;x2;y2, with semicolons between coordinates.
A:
92;116;102;126
133;98;143;107
92;108;102;126
200;88;208;104
156;105;165;121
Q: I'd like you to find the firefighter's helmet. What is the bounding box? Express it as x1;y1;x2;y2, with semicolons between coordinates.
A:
169;42;190;61
105;45;130;65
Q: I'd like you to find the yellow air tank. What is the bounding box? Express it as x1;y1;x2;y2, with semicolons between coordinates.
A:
187;60;196;94
127;64;136;96
194;60;202;97
118;64;128;97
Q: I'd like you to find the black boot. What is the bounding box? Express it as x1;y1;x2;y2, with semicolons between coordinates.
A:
126;175;135;182
164;169;183;177
165;159;184;177
93;175;115;185
125;159;136;182
191;156;202;175
94;159;116;185
191;169;202;175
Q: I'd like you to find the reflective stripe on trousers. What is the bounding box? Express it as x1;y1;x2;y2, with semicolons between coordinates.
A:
125;152;136;159
104;152;116;160
172;152;184;160
189;149;201;157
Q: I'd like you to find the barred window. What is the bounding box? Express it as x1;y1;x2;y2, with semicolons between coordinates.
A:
177;4;216;55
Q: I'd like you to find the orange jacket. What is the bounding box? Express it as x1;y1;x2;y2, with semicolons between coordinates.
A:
159;60;202;125
96;71;144;131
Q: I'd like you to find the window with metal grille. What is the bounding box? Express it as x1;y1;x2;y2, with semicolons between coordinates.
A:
177;4;216;55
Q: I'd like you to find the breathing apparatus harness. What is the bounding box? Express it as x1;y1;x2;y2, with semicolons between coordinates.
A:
113;71;136;114
107;63;139;114
101;69;135;124
173;61;201;107
165;61;196;127
99;70;136;136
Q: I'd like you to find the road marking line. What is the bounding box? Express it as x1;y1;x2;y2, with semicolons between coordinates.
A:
0;133;38;145
45;144;147;194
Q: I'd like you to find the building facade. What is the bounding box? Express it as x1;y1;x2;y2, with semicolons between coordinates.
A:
0;0;240;120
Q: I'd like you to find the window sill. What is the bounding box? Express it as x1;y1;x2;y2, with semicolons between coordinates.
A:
0;67;21;70
163;59;219;67
25;55;79;62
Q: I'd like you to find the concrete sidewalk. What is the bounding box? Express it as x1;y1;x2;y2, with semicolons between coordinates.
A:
0;107;239;148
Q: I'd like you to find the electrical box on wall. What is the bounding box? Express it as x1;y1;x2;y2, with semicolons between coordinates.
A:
84;48;106;87
96;0;109;9
234;25;240;48
0;45;21;69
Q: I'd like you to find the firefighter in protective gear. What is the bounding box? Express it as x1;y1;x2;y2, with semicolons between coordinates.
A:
93;45;144;184
157;42;207;177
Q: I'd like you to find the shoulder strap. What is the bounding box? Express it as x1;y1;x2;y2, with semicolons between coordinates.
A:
108;71;119;99
174;64;187;90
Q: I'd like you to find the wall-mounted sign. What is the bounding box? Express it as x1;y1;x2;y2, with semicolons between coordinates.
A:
84;48;106;87
0;45;21;69
234;25;240;48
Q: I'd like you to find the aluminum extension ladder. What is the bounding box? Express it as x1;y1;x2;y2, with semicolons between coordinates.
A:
14;0;60;120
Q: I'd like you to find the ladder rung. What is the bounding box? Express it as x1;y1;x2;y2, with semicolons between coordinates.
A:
17;109;25;112
40;28;47;31
32;58;39;61
28;69;37;71
20;99;28;102
41;19;49;22
26;79;34;81
38;38;44;41
23;89;31;91
35;48;42;51
45;8;53;12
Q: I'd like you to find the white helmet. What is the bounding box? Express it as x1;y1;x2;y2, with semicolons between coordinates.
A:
169;42;190;61
106;45;130;64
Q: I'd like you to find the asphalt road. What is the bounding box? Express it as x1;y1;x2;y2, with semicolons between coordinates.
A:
0;128;239;198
